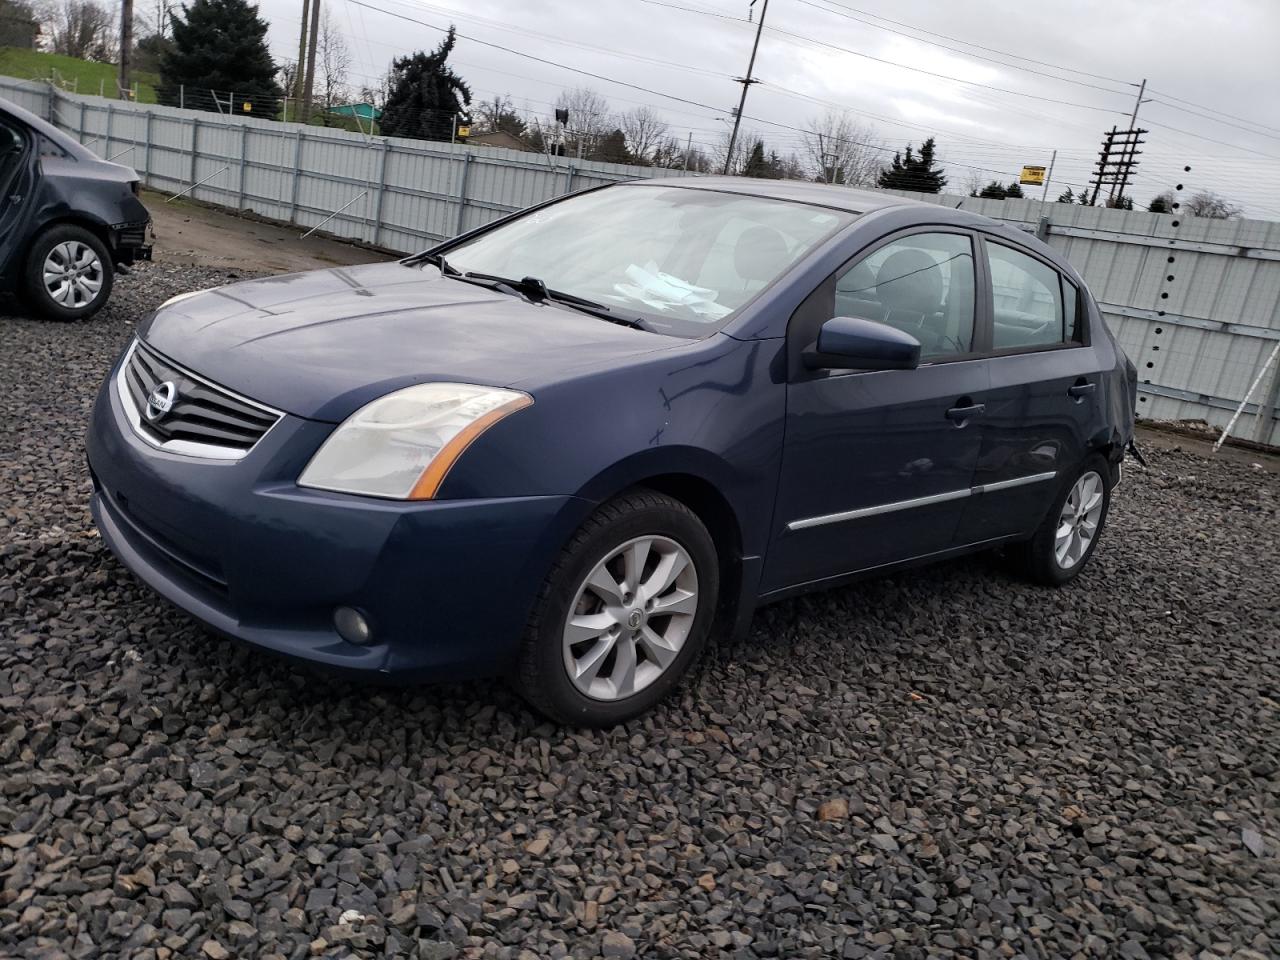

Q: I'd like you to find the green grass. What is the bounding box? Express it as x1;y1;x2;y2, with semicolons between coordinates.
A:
0;48;160;103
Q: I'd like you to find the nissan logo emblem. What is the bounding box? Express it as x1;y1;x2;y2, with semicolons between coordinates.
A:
145;381;177;421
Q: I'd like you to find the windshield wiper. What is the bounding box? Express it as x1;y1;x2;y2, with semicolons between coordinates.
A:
462;272;647;329
406;250;460;276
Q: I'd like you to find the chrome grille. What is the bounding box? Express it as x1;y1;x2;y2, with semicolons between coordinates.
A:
117;340;282;459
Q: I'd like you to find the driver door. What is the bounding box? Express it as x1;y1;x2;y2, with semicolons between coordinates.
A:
762;228;990;593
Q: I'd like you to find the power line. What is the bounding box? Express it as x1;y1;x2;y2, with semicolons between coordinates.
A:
808;0;1135;85
1146;86;1280;138
791;0;1135;97
1146;98;1280;143
760;22;1130;115
343;0;1092;187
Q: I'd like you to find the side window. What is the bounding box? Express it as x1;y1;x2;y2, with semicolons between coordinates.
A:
833;232;976;360
988;242;1073;349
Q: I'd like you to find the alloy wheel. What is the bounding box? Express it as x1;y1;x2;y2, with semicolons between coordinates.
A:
43;241;104;308
562;534;699;701
1055;470;1104;570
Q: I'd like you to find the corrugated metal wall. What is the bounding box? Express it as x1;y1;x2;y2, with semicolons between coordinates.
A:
5;78;1279;446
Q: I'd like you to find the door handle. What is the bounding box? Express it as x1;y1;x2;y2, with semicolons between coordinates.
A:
1068;382;1096;399
946;402;986;421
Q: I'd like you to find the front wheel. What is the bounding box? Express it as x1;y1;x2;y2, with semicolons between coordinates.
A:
515;490;719;727
1016;455;1113;586
23;225;114;321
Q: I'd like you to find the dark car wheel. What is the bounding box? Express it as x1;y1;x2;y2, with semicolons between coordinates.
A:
1016;454;1113;586
515;490;719;727
23;225;114;321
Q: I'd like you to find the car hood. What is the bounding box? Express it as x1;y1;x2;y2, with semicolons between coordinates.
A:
140;261;680;421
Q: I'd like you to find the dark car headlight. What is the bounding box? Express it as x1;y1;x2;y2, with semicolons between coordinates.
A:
298;383;532;500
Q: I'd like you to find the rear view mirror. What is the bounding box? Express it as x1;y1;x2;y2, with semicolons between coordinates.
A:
804;316;921;371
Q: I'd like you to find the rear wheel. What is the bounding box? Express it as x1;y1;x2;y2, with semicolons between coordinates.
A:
23;225;113;321
515;490;719;727
1015;454;1112;586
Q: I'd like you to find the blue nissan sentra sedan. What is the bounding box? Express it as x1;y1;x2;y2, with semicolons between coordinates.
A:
87;178;1136;726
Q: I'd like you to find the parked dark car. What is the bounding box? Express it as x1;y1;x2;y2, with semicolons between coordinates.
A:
0;95;151;320
86;178;1136;725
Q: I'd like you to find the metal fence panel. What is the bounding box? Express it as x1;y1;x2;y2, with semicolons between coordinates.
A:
5;76;1279;446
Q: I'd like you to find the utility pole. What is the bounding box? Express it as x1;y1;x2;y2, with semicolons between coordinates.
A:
1128;77;1147;128
301;0;320;123
294;0;312;120
683;131;692;171
119;0;133;100
723;0;768;176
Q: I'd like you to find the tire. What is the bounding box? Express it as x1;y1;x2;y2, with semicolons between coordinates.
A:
515;490;720;727
23;225;114;321
1015;453;1113;586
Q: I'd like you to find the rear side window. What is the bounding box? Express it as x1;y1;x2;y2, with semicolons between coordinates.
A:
988;242;1076;349
832;232;976;361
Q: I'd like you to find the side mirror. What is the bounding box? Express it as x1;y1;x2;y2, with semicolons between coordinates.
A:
803;316;921;371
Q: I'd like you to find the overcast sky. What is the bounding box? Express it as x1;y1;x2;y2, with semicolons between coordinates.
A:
254;0;1280;217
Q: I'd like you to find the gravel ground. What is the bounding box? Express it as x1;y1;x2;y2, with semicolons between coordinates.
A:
1;263;1278;960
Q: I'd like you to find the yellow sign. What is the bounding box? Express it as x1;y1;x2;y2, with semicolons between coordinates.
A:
243;102;252;112
1020;165;1046;186
457;124;471;138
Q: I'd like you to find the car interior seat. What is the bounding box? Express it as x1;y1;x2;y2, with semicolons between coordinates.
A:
875;248;947;355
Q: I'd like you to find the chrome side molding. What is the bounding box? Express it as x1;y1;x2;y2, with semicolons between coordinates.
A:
787;470;1058;532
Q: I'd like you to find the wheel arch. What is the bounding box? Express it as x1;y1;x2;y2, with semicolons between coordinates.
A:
570;450;751;642
26;215;114;261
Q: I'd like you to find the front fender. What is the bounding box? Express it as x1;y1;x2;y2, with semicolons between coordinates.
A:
439;333;788;561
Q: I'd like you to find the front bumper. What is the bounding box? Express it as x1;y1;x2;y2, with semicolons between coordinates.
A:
86;361;583;680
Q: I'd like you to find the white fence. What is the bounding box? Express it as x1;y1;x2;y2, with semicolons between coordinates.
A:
4;77;1279;447
1;78;693;253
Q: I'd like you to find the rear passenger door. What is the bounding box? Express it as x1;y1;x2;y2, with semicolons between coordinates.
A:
954;236;1108;544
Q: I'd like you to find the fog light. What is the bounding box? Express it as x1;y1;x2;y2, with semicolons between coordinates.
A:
333;606;373;645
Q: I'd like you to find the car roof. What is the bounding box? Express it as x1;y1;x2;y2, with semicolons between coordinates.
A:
630;175;929;215
0;94;99;161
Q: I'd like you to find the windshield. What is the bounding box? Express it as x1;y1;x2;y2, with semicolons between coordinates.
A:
440;184;855;337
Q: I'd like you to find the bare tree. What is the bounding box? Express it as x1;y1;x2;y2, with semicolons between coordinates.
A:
136;0;173;38
1183;191;1243;219
554;86;612;156
963;169;984;197
620;106;668;165
317;10;351;123
40;0;114;60
474;94;526;137
801;109;883;186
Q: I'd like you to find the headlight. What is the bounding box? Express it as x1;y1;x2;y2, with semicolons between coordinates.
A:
298;383;532;500
159;289;207;309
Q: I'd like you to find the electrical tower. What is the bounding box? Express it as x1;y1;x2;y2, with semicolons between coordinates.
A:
1089;125;1147;207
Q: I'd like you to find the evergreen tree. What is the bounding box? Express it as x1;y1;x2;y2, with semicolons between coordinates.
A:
742;140;769;178
978;180;1006;199
876;137;946;193
163;0;279;114
1079;190;1093;205
1148;191;1173;213
380;27;472;141
1004;181;1024;199
595;129;632;164
1057;188;1076;203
